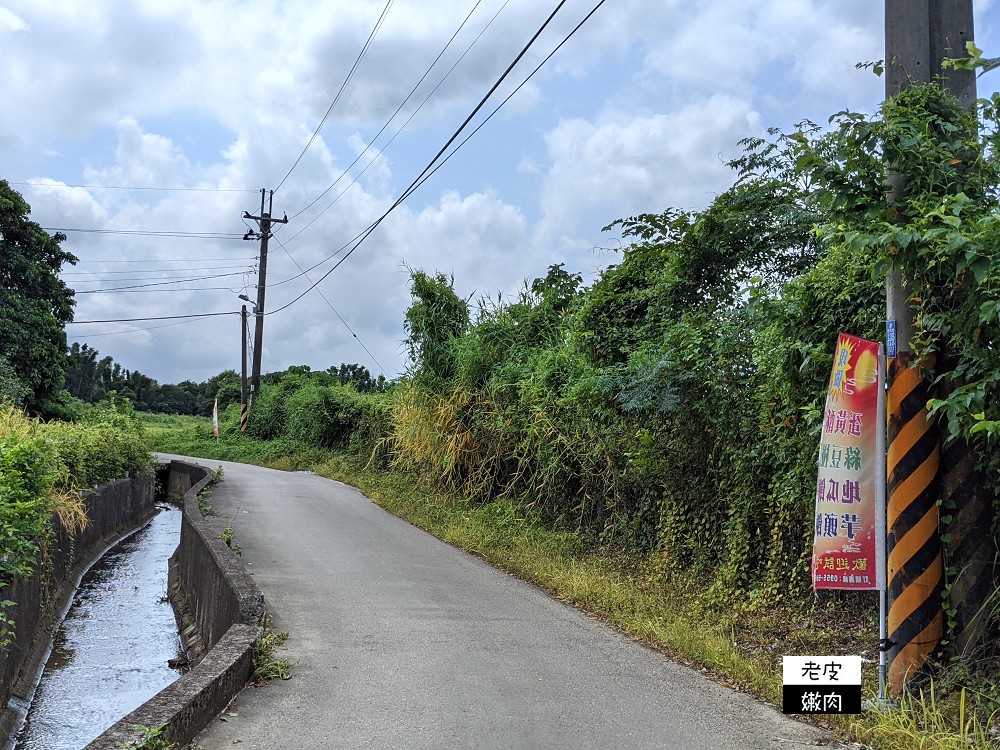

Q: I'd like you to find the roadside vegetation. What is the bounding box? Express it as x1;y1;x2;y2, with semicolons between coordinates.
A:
144;80;1000;750
0;400;152;645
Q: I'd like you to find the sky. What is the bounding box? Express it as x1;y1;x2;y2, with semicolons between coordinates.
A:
3;0;998;387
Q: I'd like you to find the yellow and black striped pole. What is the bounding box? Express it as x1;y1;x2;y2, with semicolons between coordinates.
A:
240;401;248;433
886;353;943;695
937;366;995;657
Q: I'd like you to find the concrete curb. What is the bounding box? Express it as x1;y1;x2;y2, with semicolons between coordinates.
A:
86;460;267;749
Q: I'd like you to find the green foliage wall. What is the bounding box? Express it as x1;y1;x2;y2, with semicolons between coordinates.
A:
231;83;998;618
378;82;998;610
0;401;151;596
246;373;377;452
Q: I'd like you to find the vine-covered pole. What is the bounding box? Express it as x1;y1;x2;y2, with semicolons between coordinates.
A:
883;0;977;695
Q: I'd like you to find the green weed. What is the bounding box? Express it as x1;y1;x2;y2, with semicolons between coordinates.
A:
251;614;290;684
196;487;213;516
219;526;241;556
122;723;174;749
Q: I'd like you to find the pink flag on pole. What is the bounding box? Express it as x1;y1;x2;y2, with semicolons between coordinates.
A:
213;397;219;439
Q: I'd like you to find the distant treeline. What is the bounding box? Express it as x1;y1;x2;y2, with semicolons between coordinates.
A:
64;342;386;416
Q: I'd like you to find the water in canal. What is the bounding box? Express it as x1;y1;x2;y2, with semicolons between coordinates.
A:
14;503;185;750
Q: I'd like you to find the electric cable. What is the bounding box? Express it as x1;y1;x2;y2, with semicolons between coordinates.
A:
68;311;237;324
71;256;259;263
274;0;395;193
273;236;387;376
73;286;243;294
67;0;604;356
42;228;244;240
282;0;512;246
398;0;610;207
62;264;254;276
12;182;257;193
67;316;224;338
75;271;249;294
287;0;493;223
264;0;572;311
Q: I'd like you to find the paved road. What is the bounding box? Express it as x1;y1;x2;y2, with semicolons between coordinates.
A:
166;455;836;750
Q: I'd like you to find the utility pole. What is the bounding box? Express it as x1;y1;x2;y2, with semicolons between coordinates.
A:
240;303;249;432
883;0;976;696
243;189;288;402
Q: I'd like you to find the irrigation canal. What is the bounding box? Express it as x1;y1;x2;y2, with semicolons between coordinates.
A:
14;503;185;750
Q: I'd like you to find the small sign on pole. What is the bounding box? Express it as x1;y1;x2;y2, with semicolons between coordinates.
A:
782;656;862;714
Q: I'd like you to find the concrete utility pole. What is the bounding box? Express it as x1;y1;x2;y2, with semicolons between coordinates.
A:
885;1;975;348
241;304;249;432
243;189;288;402
883;0;976;696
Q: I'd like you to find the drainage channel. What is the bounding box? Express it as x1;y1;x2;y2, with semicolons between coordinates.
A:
14;502;185;750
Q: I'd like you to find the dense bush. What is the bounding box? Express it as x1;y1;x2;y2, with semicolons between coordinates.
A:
284;382;363;449
246;377;297;440
221;83;997;639
42;399;154;488
0;400;151;596
244;374;378;453
0;423;52;587
379;82;999;617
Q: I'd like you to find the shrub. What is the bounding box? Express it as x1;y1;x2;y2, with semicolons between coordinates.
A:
247;383;291;440
284;382;363;449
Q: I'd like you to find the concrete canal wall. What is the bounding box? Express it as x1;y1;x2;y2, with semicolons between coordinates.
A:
0;474;156;745
87;459;266;749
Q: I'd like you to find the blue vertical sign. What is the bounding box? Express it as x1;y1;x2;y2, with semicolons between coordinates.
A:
886;320;897;359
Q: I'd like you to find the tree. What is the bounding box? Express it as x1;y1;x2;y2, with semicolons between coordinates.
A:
65;343;109;403
0;355;28;405
329;363;387;392
0;180;77;412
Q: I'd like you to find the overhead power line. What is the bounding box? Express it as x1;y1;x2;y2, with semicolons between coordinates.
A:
273;236;387;377
63;264;254;277
72;256;259;264
74;287;242;294
43;227;244;240
67;317;213;339
287;0;496;224
399;0;611;206
12;182;257;193
68;311;237;324
274;0;396;193
75;271;249;294
266;0;581;314
65;0;606;358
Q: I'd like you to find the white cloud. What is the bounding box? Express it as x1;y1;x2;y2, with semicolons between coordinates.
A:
0;7;28;32
23;180;108;230
534;94;763;267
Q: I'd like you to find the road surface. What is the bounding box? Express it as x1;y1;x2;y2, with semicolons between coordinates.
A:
163;455;837;750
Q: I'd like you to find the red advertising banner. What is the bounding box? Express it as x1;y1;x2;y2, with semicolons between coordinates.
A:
812;333;884;591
